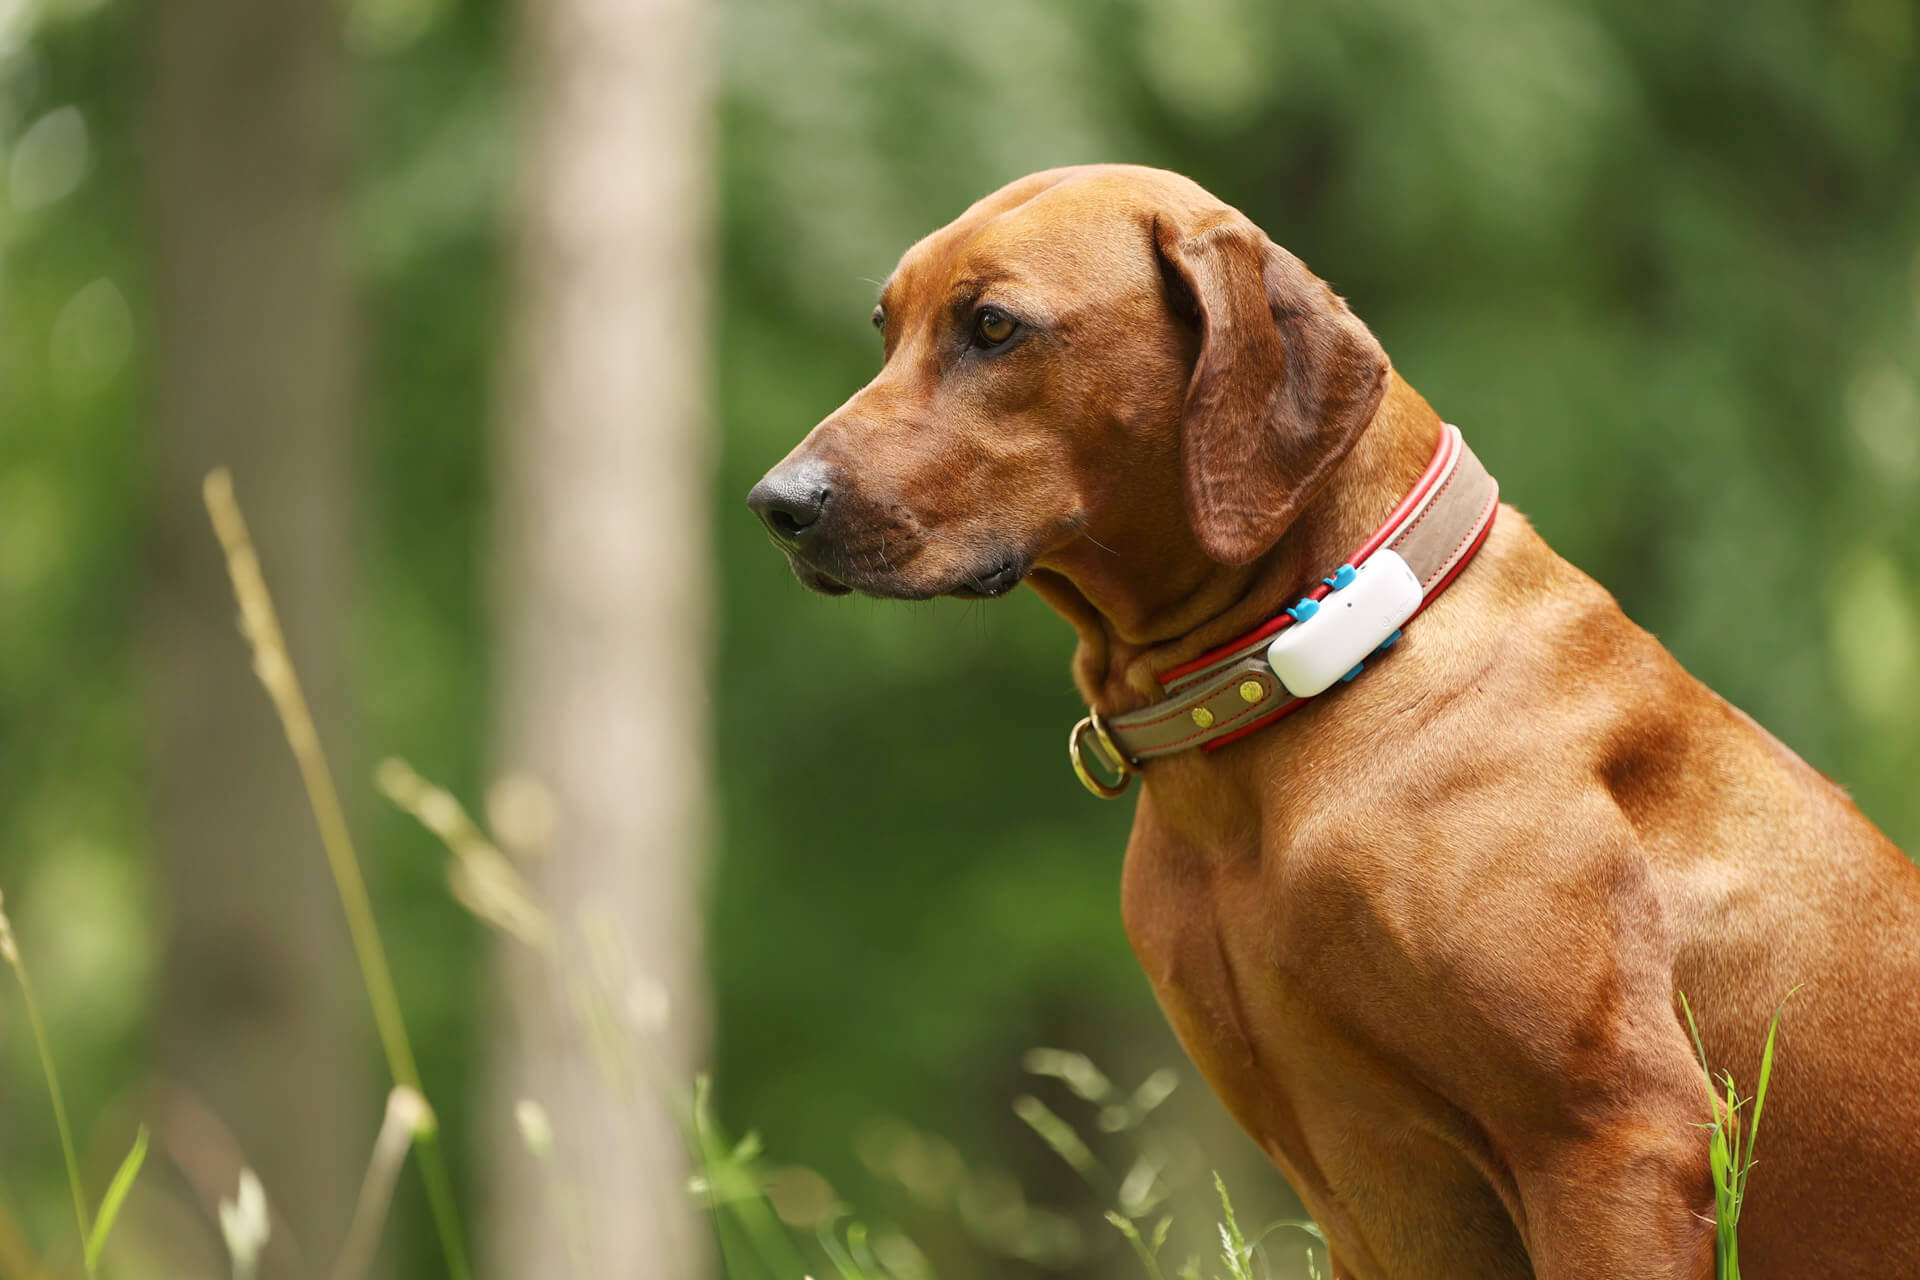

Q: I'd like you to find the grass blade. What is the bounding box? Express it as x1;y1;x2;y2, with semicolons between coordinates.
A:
1250;1218;1325;1252
1678;992;1713;1102
1013;1095;1109;1193
1682;987;1797;1280
816;1216;883;1280
85;1125;148;1270
1105;1212;1169;1280
1212;1172;1256;1280
1737;986;1798;1205
0;895;94;1276
1024;1049;1115;1104
204;470;472;1280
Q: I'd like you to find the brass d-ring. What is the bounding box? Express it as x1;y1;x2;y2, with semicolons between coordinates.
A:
1069;713;1137;799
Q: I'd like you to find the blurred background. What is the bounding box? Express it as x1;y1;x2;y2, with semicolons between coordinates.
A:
0;0;1916;1275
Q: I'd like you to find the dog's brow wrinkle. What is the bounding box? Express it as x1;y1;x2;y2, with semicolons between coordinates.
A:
949;275;1039;308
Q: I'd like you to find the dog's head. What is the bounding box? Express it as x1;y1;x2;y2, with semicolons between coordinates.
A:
748;165;1388;606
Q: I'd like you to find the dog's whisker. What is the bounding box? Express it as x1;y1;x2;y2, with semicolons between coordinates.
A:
1070;514;1121;558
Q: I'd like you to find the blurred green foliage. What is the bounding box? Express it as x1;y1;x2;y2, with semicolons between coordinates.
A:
1;0;1916;1274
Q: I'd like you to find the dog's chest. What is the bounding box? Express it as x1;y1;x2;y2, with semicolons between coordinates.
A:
1119;821;1532;1280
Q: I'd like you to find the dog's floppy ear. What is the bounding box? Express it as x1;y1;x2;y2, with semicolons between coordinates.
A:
1154;212;1389;565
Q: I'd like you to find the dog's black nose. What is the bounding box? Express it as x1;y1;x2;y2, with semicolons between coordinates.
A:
747;469;832;542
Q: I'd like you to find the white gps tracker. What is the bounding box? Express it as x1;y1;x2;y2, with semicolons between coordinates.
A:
1265;549;1423;698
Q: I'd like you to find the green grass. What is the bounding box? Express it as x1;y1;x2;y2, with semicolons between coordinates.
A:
1680;988;1797;1280
1010;1049;1326;1278
1105;1173;1325;1280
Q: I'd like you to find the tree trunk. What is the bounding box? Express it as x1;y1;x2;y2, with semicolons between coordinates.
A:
488;0;714;1274
142;0;365;1271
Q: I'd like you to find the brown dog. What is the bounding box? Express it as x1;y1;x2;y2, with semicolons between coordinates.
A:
748;165;1920;1279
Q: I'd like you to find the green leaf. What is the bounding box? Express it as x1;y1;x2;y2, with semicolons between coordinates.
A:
1739;985;1797;1205
85;1125;148;1270
1106;1212;1169;1280
1013;1095;1106;1188
1679;990;1733;1140
1250;1218;1325;1251
817;1217;880;1280
1023;1048;1115;1104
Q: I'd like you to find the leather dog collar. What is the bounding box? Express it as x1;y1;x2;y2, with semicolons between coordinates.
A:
1071;425;1498;797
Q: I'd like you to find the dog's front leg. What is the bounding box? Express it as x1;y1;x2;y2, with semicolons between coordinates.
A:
1515;1114;1716;1280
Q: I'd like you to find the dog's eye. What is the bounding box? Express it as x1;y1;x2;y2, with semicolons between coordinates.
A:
871;305;885;331
974;307;1017;347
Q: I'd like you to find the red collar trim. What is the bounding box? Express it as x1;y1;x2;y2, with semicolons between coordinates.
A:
1198;507;1496;752
1069;425;1499;793
1159;424;1473;693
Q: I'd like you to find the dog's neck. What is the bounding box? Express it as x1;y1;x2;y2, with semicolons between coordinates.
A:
1030;371;1445;715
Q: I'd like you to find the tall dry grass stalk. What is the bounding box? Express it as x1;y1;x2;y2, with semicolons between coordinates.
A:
202;468;473;1280
331;1087;435;1280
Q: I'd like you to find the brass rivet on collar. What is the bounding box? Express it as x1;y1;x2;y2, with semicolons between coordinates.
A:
1191;706;1215;729
1238;679;1263;704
